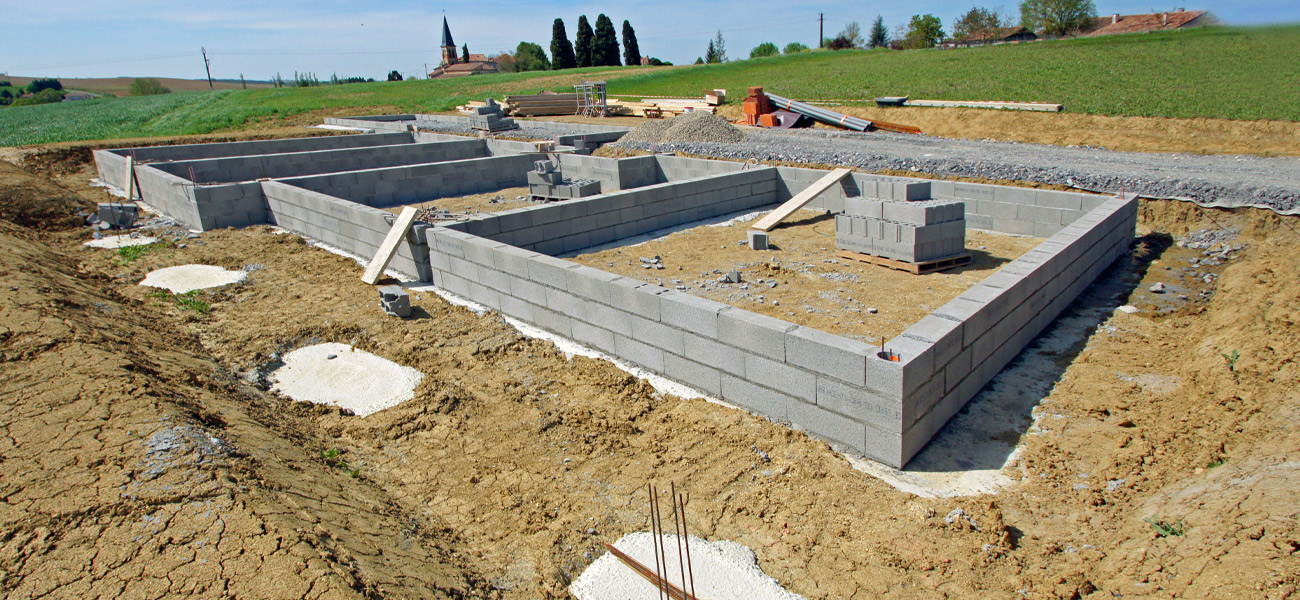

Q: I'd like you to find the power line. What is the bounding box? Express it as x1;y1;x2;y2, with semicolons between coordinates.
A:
7;52;196;72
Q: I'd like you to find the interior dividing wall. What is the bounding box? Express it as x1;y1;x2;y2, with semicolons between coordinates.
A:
448;168;780;256
150;140;490;184
278;154;541;209
261;181;431;280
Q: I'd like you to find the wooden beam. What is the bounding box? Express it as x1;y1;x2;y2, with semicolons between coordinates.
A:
904;99;1063;112
123;156;136;200
750;168;852;232
361;206;419;285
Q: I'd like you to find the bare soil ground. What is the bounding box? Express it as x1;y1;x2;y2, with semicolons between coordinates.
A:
568;208;1040;343
384;186;535;216
1;143;1296;599
711;104;1300;157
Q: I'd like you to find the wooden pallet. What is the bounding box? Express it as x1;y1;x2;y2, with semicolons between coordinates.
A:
836;250;972;274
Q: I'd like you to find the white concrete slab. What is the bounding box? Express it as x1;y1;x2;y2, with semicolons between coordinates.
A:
139;265;246;293
85;235;158;249
571;532;804;600
269;343;423;417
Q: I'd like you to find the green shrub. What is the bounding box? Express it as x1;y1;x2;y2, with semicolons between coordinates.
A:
129;78;172;96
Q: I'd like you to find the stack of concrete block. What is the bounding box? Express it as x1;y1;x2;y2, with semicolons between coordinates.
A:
528;160;600;201
836;198;966;263
468;98;518;132
377;285;412;317
95;203;139;228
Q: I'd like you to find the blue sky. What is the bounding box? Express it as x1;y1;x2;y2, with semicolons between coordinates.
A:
3;1;1295;81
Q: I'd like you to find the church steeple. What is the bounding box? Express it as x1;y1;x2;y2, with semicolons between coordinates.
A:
440;16;455;49
440;17;458;65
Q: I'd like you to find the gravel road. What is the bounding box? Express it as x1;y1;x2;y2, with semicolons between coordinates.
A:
610;127;1300;214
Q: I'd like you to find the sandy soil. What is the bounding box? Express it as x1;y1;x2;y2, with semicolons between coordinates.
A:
713;104;1300;157
568;208;1041;342
2;145;1297;599
384;186;535;216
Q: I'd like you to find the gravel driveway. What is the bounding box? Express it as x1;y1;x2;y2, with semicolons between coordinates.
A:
611;127;1300;214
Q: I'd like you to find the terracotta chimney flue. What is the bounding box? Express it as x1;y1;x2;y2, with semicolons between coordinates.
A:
1112;14;1120;23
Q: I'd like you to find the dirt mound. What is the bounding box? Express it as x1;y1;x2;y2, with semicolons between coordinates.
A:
0;161;93;229
621;111;744;144
0;168;489;598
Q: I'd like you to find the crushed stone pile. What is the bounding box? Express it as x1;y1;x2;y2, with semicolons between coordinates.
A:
621;111;745;144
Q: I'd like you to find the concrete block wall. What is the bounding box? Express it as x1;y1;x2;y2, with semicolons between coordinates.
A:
324;116;416;133
96;132;414;187
261;181;431;280
131;163;203;228
151;140;491;184
775;167;933;213
931;180;1108;237
893;194;1138;464
279;154;540;208
424;224;906;464
191;182;267;230
446;168;780;257
655;155;748;182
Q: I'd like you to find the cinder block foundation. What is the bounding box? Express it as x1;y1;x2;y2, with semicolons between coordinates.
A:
94;114;1137;468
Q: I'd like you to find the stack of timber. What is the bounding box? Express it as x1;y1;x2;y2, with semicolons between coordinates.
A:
502;93;583;117
608;96;717;118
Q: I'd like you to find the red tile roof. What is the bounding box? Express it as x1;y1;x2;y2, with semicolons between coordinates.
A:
1088;10;1209;36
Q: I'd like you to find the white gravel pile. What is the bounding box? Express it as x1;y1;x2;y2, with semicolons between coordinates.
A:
621;111;745;144
570;532;803;600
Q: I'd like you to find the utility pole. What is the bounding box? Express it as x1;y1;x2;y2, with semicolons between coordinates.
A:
201;48;213;90
819;13;824;48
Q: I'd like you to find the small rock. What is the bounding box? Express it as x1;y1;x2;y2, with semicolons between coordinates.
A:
867;307;878;314
327;354;338;360
1148;282;1166;293
726;270;742;283
1118;305;1139;314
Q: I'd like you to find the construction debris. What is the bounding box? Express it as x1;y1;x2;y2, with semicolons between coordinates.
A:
377;285;412;317
91;202;139;229
766;92;921;135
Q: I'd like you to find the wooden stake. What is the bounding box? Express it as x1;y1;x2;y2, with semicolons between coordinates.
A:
123;156;136;200
361;206;418;285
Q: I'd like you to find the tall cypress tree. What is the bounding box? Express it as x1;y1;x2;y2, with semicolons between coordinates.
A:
575;16;594;68
593;14;620;66
550;18;577;69
621;20;641;66
461;43;469;62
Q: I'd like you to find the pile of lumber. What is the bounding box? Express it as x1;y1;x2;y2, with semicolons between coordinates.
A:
502;93;582;117
608;99;716;118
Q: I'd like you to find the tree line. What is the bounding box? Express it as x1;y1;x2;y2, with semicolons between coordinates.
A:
734;0;1098;59
493;14;665;73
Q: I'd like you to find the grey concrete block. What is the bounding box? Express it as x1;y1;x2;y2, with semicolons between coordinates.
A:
533;305;573;337
544;287;589;321
844;197;884;219
615;334;666;373
744;354;816;402
665;354;722;396
717;310;795;362
788;401;865;455
816;376;900;430
659;292;729;338
786;326;870;386
572;321;617;354
628;314;685;355
748;230;769;250
608;278;664;321
528;255;579;289
720;374;791;423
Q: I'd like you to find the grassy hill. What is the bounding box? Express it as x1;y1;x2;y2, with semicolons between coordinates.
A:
1;25;1295;147
2;76;272;98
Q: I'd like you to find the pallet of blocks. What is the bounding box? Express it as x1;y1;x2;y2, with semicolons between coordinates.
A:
834;197;970;273
502;93;582;117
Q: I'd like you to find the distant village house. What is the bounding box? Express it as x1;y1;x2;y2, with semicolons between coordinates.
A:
1085;9;1215;36
427;17;500;79
941;26;1038;48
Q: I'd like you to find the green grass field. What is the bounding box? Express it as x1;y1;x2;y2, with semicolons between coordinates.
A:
1;25;1295;147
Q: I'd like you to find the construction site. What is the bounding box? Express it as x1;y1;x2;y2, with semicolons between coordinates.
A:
2;84;1297;600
